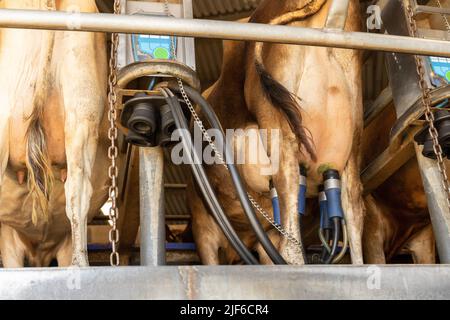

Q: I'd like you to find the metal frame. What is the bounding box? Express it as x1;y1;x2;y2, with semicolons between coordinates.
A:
1;8;450;57
0;0;449;300
139;148;165;266
415;144;450;263
412;0;450;16
361;0;450;262
0;265;449;299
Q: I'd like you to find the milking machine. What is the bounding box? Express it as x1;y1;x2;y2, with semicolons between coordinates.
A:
115;0;291;265
119;74;295;265
318;185;332;261
116;0;353;266
270;165;348;264
298;166;307;216
297;166;307;258
382;0;450;158
415;100;450;158
321;170;348;264
270;180;281;226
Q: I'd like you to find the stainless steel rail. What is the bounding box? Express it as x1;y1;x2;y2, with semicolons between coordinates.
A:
0;265;449;299
0;9;450;57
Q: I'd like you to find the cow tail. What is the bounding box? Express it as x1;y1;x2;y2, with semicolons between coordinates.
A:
254;45;316;161
25;31;56;225
252;0;327;161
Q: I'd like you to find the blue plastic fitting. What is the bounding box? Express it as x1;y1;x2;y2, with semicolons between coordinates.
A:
298;166;307;216
271;187;281;225
323;170;345;219
166;242;197;251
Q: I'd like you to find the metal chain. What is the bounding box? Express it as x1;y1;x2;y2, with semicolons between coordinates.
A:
246;193;305;249
436;0;450;31
406;5;450;209
163;0;303;255
107;0;121;267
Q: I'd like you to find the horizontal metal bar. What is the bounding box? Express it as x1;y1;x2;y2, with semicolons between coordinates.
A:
0;9;450;57
0;265;449;299
414;4;450;16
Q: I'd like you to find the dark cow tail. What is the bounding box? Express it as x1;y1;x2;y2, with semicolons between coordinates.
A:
254;50;316;161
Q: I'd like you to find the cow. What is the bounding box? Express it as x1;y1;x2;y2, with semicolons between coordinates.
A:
189;0;365;265
0;0;112;267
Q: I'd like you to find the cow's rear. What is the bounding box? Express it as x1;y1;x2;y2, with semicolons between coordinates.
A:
0;0;110;267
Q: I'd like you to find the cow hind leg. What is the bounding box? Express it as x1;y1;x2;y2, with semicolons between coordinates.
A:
404;224;436;264
363;195;387;264
341;152;365;265
62;85;103;267
63;122;99;267
193;219;222;265
59;32;106;267
56;235;73;267
0;224;25;268
190;190;224;265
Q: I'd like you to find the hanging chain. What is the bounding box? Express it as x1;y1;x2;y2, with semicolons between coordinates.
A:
163;0;303;255
406;5;450;209
107;0;121;267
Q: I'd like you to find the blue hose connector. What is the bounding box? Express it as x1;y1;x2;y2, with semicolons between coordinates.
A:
323;170;345;219
271;186;281;226
319;186;332;230
298;166;307;216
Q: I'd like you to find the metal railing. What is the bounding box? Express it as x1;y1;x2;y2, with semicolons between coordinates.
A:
0;8;449;57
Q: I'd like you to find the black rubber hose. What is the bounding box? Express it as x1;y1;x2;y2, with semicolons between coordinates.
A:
320;229;330;262
324;217;341;264
168;83;288;265
164;93;259;265
299;215;304;246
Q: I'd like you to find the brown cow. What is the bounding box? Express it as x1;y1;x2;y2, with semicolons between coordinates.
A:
189;0;365;265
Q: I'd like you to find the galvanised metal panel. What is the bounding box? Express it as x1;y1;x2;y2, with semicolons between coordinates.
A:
0;265;449;300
